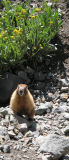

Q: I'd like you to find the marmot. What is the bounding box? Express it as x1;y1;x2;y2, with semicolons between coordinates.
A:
10;84;35;119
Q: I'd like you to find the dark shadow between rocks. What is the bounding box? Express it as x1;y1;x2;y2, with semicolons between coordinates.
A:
0;73;23;107
26;34;69;104
14;114;36;132
59;155;69;160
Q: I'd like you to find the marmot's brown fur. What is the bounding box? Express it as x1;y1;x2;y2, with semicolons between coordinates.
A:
10;84;35;119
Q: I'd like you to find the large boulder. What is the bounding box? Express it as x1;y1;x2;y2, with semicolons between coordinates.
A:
36;134;69;159
0;73;23;106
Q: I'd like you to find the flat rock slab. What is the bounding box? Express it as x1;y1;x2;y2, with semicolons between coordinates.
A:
36;134;69;159
35;102;52;115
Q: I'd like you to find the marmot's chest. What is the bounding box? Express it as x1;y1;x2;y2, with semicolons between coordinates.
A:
18;96;28;105
17;96;30;109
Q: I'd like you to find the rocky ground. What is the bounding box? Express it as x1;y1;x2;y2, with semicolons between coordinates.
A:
0;0;69;160
0;76;69;160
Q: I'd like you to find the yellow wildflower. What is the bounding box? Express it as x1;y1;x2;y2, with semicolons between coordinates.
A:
13;29;18;33
10;36;14;39
2;16;6;19
0;34;2;38
33;46;36;50
40;44;43;49
2;31;6;35
35;8;41;12
7;27;9;30
19;28;22;32
21;9;26;14
31;16;35;19
49;21;53;24
4;37;8;39
13;28;22;34
0;30;6;38
16;12;21;16
13;29;19;34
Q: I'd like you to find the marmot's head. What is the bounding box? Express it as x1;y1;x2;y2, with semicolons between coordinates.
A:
17;84;28;96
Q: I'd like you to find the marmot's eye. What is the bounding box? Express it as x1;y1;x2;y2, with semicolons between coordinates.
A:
26;86;28;89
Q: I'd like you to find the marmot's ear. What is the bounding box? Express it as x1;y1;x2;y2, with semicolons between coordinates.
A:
17;84;19;89
26;85;28;89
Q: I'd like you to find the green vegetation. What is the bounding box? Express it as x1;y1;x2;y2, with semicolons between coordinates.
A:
51;0;59;3
0;0;62;72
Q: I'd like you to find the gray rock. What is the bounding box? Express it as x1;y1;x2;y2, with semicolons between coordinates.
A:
13;114;31;127
8;125;14;131
52;106;62;114
23;137;32;145
62;126;69;134
45;58;50;66
1;119;9;126
18;71;30;84
47;72;52;79
16;132;23;140
60;105;69;113
36;134;69;159
4;106;13;115
9;114;17;123
61;87;69;92
18;123;28;134
36;135;45;145
0;155;4;160
52;104;69;114
8;131;16;138
0;107;8;116
25;66;34;74
14;143;22;150
63;154;69;160
25;130;34;137
47;92;55;101
36;123;49;132
0;135;4;143
59;79;69;87
67;98;69;102
41;154;51;160
3;145;10;153
35;101;40;106
34;71;46;81
63;113;69;120
0;73;23;105
4;134;10;141
0;126;7;136
34;82;45;90
1;145;10;153
35;102;52;115
60;93;68;101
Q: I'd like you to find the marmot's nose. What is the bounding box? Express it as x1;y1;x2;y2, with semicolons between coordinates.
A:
20;90;23;95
